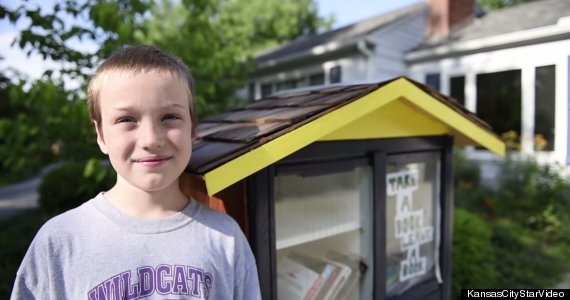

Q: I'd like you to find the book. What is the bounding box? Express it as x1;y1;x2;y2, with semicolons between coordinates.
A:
277;256;321;300
285;252;333;300
325;250;368;300
305;276;325;300
328;262;352;299
288;252;350;300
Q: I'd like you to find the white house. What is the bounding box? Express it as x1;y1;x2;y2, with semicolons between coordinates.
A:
248;0;570;168
407;0;570;168
248;2;428;98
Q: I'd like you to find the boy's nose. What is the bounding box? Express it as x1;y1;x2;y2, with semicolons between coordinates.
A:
140;122;165;149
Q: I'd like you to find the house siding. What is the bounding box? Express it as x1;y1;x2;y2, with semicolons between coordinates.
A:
338;54;369;83
369;8;428;81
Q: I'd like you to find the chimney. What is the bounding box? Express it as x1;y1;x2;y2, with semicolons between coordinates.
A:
428;0;475;37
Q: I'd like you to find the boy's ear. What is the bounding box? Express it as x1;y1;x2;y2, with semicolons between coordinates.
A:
94;121;109;155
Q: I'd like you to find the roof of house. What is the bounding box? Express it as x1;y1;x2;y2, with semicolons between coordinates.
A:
254;2;427;66
417;0;570;50
188;77;505;196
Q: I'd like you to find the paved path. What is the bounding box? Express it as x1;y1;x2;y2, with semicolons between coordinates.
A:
0;163;62;221
554;273;570;289
0;176;40;220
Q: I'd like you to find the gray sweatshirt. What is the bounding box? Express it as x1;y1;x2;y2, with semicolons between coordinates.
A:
11;193;261;300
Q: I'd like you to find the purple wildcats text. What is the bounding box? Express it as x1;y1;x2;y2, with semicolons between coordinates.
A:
88;264;213;300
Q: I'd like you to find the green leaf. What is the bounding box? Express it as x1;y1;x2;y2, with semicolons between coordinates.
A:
83;158;98;178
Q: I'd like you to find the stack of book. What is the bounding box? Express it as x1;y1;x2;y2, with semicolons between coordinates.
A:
277;250;367;300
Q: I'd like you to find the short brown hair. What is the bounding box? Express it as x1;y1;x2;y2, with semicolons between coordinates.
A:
87;45;197;136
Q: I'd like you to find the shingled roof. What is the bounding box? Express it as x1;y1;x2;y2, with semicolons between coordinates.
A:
416;0;570;50
190;81;387;174
188;77;504;195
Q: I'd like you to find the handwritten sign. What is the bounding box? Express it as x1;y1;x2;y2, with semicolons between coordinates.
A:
387;169;434;282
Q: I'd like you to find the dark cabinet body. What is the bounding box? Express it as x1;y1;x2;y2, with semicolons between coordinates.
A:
247;136;454;300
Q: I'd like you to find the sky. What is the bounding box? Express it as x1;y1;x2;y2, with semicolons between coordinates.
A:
317;0;423;29
0;0;424;80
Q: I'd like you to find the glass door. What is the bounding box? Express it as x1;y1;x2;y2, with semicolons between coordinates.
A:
274;162;373;300
385;153;442;297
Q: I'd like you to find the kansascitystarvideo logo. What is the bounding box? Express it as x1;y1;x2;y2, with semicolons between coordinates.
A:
461;289;568;299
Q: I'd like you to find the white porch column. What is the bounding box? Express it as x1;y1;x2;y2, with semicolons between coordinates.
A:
441;71;450;96
521;66;535;154
464;72;476;112
562;56;570;165
323;62;332;85
254;81;261;100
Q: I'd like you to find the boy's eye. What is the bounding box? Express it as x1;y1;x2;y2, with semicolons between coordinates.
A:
163;114;181;121
117;116;136;123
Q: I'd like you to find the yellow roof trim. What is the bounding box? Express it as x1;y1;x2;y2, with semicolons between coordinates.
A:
203;78;505;195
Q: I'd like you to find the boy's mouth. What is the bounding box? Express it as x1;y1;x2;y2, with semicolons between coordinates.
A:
133;156;172;166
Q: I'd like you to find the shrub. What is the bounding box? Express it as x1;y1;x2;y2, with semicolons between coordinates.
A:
454;149;495;214
494;157;570;240
452;152;570;294
454;148;481;187
452;208;498;298
38;159;115;216
0;79;101;181
491;219;567;288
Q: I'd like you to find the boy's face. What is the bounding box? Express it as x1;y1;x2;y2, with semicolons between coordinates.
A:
95;70;193;193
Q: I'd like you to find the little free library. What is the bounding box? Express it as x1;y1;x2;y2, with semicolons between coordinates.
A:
185;77;505;300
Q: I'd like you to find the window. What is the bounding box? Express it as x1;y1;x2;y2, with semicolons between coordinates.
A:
309;73;325;86
276;78;306;92
259;71;326;97
276;80;297;92
476;70;522;139
449;76;465;106
425;73;440;91
534;65;556;151
295;77;307;89
261;83;273;98
248;82;255;101
330;66;342;84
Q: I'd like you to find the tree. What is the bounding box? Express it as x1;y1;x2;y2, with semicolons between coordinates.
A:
0;0;331;180
0;76;101;178
0;0;151;82
1;0;331;116
136;0;332;115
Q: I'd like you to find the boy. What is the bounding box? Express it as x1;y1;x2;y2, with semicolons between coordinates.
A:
11;45;261;300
